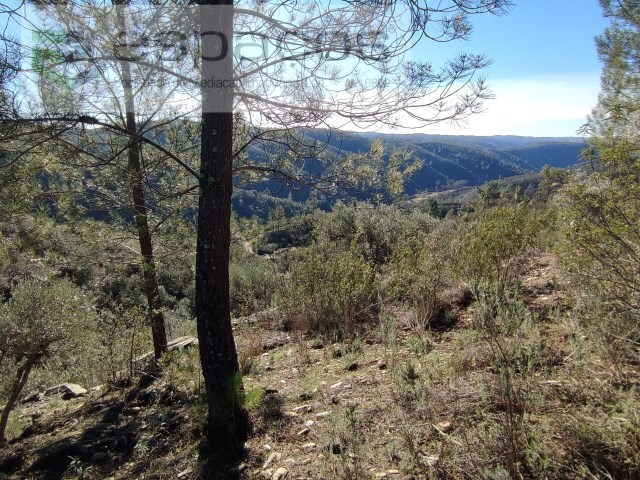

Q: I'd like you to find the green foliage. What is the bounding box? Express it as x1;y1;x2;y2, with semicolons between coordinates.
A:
385;219;455;328
279;241;378;338
0;277;97;370
230;256;279;317
256;214;315;254
0;277;98;442
558;0;640;358
454;203;547;282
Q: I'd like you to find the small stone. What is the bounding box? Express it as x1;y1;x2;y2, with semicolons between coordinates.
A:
316;411;330;418
330;382;343;389
264;444;272;451
20;391;42;404
130;407;141;413
45;383;87;399
297;428;310;435
304;420;314;427
262;451;281;469
272;467;288;480
90;452;109;464
346;362;358;371
89;385;104;394
228;463;247;477
293;405;313;413
436;421;453;433
177;467;193;478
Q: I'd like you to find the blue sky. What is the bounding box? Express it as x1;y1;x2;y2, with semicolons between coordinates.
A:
412;0;610;137
4;0;609;137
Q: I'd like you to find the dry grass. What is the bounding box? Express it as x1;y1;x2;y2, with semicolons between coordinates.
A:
2;255;639;479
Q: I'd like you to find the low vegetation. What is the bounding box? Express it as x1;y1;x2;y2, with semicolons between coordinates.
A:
1;165;638;478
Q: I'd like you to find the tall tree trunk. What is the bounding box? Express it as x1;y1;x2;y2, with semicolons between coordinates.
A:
115;2;167;359
0;359;34;445
196;0;247;470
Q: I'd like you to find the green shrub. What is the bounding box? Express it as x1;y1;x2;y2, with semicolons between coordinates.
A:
278;241;378;338
454;203;548;283
385;220;456;329
230;256;279;317
0;277;98;444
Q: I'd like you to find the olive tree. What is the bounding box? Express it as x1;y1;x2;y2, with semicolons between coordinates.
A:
0;277;96;445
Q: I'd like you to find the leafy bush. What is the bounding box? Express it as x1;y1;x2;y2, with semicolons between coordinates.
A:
385;220;456;329
454;203;548;282
278;241;378;338
230;256;279;317
0;277;98;444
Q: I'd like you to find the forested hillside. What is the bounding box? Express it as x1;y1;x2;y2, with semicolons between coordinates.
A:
238;132;584;216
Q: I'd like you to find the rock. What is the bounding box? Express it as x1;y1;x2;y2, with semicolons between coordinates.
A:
20;391;42;404
435;421;453;433
130;407;141;414
272;467;288;480
44;383;87;399
89;385;104;394
262;452;281;469
297;428;310;435
228;463;247;477
177;467;193;478
90;452;109;464
304;420;314;427
293;405;313;413
316;411;330;418
346;362;358;371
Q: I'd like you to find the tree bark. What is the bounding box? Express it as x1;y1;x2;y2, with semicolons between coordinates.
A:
196;0;247;470
115;2;167;359
0;359;34;445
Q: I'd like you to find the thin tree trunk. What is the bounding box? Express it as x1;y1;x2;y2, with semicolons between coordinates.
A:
115;2;167;359
0;359;34;445
196;0;247;469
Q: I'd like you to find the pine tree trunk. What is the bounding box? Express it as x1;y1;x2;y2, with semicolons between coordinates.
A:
115;2;167;359
196;0;247;469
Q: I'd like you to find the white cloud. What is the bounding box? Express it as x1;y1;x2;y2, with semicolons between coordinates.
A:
415;74;602;137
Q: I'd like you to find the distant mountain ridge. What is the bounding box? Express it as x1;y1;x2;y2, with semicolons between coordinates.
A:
239;131;585;207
